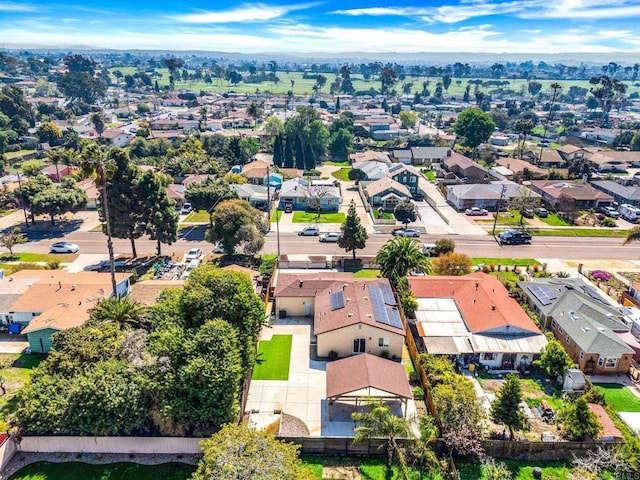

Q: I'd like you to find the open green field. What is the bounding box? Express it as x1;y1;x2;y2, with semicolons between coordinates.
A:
109;68;640;97
331;168;351;182
252;334;292;381
595;383;640;412
0;353;46;431
9;462;196;480
292;211;345;224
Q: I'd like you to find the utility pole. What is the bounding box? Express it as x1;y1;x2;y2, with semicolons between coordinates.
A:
492;184;507;241
276;206;281;258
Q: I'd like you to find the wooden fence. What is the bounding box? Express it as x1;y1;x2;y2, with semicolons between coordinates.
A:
480;439;608;461
278;436;404;456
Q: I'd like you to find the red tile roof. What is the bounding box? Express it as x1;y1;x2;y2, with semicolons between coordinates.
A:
408;272;541;334
326;353;412;399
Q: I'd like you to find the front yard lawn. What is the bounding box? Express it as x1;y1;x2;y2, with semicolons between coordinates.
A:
292;211;345;224
183;210;210;223
473;257;540;267
1;252;77;263
538;213;571;226
422;170;436;181
9;462;196;480
595;383;640;412
331;168;351;181
252;334;292;381
270;209;283;222
531;228;627;237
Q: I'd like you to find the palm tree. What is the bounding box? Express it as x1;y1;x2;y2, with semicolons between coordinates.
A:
198;106;208;131
81;143;117;294
89;296;149;331
624;226;640;245
375;237;431;284
537;82;561;164
90;113;106;143
45;149;63;182
246;101;264;127
352;401;412;478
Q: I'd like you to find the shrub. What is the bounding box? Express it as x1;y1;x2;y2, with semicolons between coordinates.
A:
328;350;339;361
46;260;60;270
412;386;424;399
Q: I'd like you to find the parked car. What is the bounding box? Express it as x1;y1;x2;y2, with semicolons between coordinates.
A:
213;244;226;254
49;242;79;253
535;207;549;218
284;203;293;213
465;207;489;216
521;208;534;219
182;258;201;279
392;228;421;238
298;226;320;236
498;230;532;245
185;248;202;262
422;243;437;256
602;206;620;219
319;232;340;242
412;193;425;201
180;203;193;215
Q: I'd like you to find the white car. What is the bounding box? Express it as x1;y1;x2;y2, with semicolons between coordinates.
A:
49;242;79;253
319;232;340;243
213;244;226;254
185;248;202;262
180;203;193;215
182;259;201;279
298;226;320;236
392;228;421;238
465;207;489;216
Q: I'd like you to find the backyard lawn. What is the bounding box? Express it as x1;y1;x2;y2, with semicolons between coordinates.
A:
331;168;351;182
9;462;196;480
302;455;424;480
457;460;615;480
353;269;380;278
595;383;640;412
183;210;210;223
0;353;46;431
292;212;345;224
252;334;292;381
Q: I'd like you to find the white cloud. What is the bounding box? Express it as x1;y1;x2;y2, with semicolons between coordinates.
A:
170;2;316;24
0;2;36;12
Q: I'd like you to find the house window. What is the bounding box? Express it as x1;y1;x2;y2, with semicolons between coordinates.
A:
410;177;416;183
580;351;584;360
605;358;617;369
558;327;563;334
483;353;495;361
551;320;556;329
598;357;604;367
566;335;570;344
378;337;390;347
353;338;366;353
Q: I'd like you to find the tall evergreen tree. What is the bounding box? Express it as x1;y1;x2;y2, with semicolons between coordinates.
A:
283;135;294;168
138;171;178;255
304;141;315;171
273;133;283;167
490;374;524;440
337;200;368;260
294;135;305;170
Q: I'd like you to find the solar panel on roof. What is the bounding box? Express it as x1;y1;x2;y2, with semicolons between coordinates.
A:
529;285;558;306
379;282;397;306
330;291;345;311
369;285;403;330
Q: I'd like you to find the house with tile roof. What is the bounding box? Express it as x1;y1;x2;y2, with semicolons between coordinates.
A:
408;272;547;369
7;270;131;353
363;177;411;211
529;180;614;210
314;279;406;359
518;277;634;374
274;272;355;318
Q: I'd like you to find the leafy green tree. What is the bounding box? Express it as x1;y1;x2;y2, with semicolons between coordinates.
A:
528;81;542;96
30;177;87;225
348;168;366;183
56;55;107;104
0;85;35;134
185;178;238;227
180;266;265;372
352;400;411;476
453;108;495;149
192;423;315;480
246;101;264;126
21;160;43;177
207;199;269;255
399;111;418;129
338;199;368;260
589;75;627;127
480;458;513;480
283;135;294;168
434;238;455;256
631;131;640;151
535;338;574;380
284;106;328;160
393;199;417;227
491;374;525;440
36;121;62;146
559;397;601;441
0;227;26;257
431;252;472;276
375;237;431;284
329;128;353;158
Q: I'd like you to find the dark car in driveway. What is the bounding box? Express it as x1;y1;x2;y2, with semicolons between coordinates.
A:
499;230;532;245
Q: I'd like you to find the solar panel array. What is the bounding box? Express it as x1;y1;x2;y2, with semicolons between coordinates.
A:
528;285;558;306
379;282;397;306
330;291;345;311
369;285;403;329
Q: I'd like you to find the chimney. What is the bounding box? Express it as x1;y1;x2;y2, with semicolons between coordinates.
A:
447;149;452;157
71;285;77;291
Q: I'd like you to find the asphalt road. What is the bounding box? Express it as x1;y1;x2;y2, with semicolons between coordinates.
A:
15;227;640;261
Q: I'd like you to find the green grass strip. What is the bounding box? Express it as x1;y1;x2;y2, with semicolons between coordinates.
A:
252;334;292;381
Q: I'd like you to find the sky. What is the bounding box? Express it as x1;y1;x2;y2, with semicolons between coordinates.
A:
1;0;640;54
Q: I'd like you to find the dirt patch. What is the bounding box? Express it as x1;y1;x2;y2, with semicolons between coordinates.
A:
323;465;361;479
